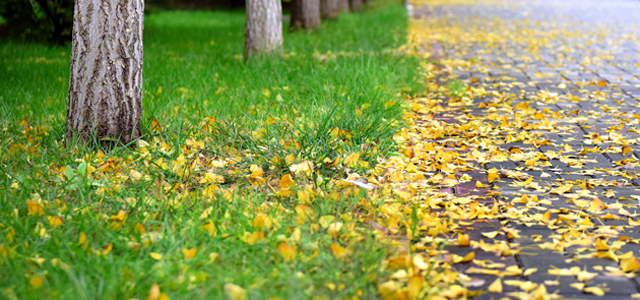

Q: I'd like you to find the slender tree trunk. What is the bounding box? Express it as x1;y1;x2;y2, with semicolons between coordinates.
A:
349;0;363;11
321;0;339;19
244;0;283;59
66;0;144;145
290;0;320;31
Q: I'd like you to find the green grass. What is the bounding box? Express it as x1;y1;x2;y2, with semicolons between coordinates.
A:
0;4;424;300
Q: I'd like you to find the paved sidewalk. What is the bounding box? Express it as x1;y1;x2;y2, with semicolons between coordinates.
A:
410;0;640;299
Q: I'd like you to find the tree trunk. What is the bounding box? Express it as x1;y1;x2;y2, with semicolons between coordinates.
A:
320;0;339;19
290;0;320;31
349;0;363;11
66;0;144;145
244;0;283;59
337;0;349;13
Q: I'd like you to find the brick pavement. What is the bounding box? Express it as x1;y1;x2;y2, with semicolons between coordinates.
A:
411;0;640;299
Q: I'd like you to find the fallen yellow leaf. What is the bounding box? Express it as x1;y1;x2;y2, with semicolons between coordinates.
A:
487;278;502;293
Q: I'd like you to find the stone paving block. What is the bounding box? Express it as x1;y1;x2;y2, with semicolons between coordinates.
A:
586;275;639;294
517;249;568;270
484;161;519;170
556;293;636;300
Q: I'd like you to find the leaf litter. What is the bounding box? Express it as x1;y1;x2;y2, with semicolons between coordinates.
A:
367;0;640;298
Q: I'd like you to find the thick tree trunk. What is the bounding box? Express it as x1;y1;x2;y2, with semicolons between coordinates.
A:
320;0;339;19
66;0;144;145
244;0;283;59
349;0;363;11
290;0;320;31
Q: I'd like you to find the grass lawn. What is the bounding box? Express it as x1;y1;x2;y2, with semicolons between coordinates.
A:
0;3;426;299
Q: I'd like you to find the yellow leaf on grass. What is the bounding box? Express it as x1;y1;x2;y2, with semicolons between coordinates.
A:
319;215;338;230
182;248;196;259
159;293;171;300
102;243;113;255
78;232;86;246
27;200;44;216
224;283;247;300
277;242;297;261
331;243;348;259
378;281;400;298
289;161;314;176
148;284;161;300
487;278;502;293
48;216;64;227
151;119;162;133
150;252;163;260
343;152;360;168
29;276;44;289
407;275;423;299
280;174;296;189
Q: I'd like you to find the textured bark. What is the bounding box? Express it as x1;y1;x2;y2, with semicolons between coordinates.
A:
244;0;283;59
349;0;363;11
320;0;339;19
290;0;320;31
337;0;349;13
66;0;144;145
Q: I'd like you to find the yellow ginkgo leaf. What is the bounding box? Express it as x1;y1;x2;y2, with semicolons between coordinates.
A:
487;278;502;293
29;276;44;289
487;172;500;183
279;174;296;189
331;243;348;259
458;233;470;247
182;248;196;259
407;275;423;299
583;286;605;296
620;256;640;272
588;198;604;213
276;241;297;261
481;231;500;238
148;283;161;300
224;283;247;300
461;252;475;262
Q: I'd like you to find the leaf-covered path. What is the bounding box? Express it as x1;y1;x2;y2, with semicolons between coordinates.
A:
385;0;640;298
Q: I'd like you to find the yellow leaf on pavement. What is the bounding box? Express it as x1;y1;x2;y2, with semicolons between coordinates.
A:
487;278;502;293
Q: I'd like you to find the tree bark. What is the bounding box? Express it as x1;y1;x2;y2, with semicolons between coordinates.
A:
244;0;283;59
66;0;144;145
320;0;339;19
290;0;320;31
349;0;363;11
337;0;349;13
